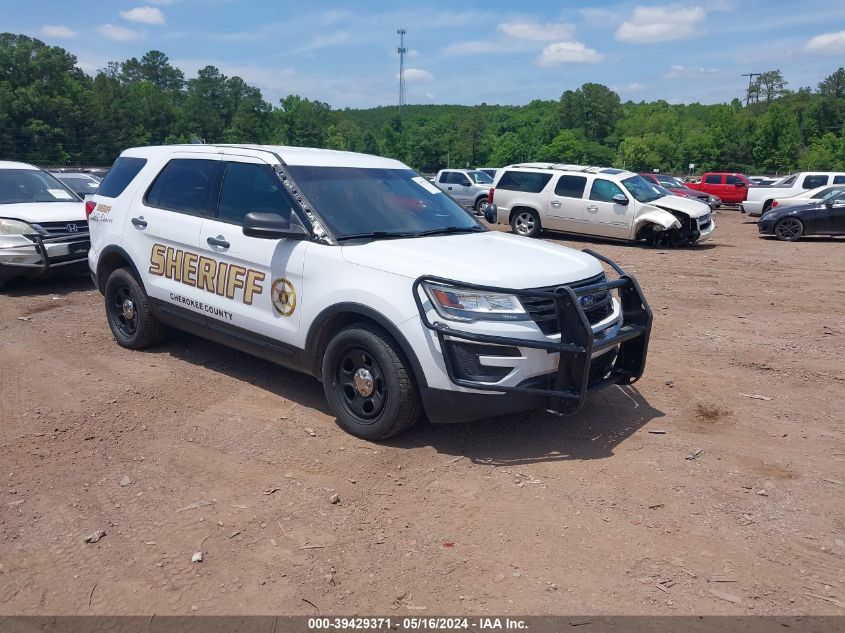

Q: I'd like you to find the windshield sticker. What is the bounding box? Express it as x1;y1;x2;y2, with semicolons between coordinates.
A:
412;176;442;195
271;278;297;317
47;189;74;200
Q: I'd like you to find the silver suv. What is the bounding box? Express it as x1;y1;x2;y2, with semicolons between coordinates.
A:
434;169;494;215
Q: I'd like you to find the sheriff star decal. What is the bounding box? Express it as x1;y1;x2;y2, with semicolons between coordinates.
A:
271;278;297;317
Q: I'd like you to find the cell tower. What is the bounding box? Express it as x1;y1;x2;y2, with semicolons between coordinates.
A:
397;28;407;112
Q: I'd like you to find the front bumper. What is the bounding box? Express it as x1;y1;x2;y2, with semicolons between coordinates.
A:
0;233;90;278
412;249;652;417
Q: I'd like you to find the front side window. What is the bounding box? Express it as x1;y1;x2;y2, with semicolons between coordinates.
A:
554;175;587;199
655;175;679;188
621;175;662;203
468;170;493;185
285;167;482;240
590;178;626;203
0;169;80;204
726;175;741;185
802;174;828;189
705;174;722;185
449;172;471;186
145;159;219;217
496;171;553;193
218;162;296;225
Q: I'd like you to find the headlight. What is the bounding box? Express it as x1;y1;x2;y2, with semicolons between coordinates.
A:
0;219;38;236
422;282;529;322
708;196;718;202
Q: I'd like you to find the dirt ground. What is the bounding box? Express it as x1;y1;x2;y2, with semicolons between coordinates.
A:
0;210;843;616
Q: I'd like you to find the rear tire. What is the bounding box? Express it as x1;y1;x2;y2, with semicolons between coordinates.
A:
104;268;168;349
774;217;803;242
510;208;541;238
322;323;421;440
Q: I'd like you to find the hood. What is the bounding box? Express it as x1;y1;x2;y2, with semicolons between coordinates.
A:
342;231;604;289
678;187;711;200
652;194;711;218
0;201;86;224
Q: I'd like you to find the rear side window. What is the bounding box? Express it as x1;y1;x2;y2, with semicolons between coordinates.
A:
554;175;587;199
217;162;295;225
438;171;451;183
589;178;625;203
145;159;219;217
97;157;147;198
802;174;828;189
705;174;722;185
833;175;845;184
497;171;553;193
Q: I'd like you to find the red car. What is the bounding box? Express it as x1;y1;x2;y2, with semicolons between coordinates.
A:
639;173;720;210
686;172;751;205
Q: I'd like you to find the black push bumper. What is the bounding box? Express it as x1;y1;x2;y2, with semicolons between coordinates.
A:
0;233;89;277
413;249;653;416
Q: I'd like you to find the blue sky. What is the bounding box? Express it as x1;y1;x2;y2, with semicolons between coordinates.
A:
8;0;845;108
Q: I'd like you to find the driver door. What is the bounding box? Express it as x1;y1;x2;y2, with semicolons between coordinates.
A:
197;155;308;346
585;178;632;239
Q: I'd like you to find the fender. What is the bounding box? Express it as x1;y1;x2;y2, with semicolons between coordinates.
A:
304;302;428;387
95;244;146;293
633;208;682;233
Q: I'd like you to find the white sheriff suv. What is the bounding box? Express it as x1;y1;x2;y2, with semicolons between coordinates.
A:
87;145;653;440
484;163;714;246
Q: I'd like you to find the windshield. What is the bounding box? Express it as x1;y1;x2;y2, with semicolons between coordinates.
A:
58;176;99;192
0;169;81;204
820;187;845;201
468;170;494;185
285;167;483;240
622;175;664;203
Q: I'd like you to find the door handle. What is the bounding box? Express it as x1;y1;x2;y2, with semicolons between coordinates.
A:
550;200;561;208
131;217;147;229
207;236;230;249
586;205;598;212
447;186;453;190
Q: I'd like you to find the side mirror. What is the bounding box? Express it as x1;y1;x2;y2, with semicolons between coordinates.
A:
612;193;629;206
461;180;472;187
242;212;309;240
735;181;746;188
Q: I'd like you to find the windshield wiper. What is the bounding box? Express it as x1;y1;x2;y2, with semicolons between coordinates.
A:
414;226;485;237
335;231;420;242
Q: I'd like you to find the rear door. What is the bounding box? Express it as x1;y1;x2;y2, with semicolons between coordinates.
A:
197;154;308;347
703;173;725;199
584;177;631;239
126;152;222;316
546;174;588;231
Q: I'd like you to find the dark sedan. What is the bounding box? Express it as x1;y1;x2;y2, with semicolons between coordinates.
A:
757;193;845;241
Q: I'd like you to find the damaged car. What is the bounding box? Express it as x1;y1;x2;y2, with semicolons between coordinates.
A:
484;163;714;246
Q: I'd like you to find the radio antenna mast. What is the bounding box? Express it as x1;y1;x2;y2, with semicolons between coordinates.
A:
397;28;407;113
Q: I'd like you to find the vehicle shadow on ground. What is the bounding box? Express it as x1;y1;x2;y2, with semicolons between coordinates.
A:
0;274;93;298
149;331;333;415
540;230;718;251
387;385;664;466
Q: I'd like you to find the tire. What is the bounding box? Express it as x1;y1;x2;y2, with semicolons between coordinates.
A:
474;197;487;215
510;208;541;238
774;217;803;242
322;323;421;440
104;267;168;349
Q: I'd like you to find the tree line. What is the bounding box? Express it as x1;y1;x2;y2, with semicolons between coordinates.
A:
2;33;845;175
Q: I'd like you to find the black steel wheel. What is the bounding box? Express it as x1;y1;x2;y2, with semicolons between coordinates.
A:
322;323;421;440
774;217;803;242
104;268;168;349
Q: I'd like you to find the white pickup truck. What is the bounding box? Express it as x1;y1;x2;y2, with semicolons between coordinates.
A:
743;172;845;216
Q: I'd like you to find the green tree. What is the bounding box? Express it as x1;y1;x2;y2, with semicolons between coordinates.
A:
818;67;845;98
752;103;800;172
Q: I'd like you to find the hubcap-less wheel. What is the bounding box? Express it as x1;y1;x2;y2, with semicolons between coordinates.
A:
514;212;536;235
336;348;386;422
111;284;138;337
775;217;802;241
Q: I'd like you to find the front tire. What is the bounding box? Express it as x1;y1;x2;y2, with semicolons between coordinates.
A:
104;268;168;349
474;197;487;215
510;209;541;238
774;217;803;242
322;323;421;440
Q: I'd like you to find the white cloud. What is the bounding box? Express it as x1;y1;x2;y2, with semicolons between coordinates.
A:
537;41;602;66
402;68;434;83
663;64;719;79
96;24;143;42
625;82;647;92
120;6;165;25
497;20;574;42
41;25;77;38
805;30;845;54
616;5;706;43
578;7;617;24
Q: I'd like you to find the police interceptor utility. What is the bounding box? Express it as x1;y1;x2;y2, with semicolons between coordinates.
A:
87;145;653;440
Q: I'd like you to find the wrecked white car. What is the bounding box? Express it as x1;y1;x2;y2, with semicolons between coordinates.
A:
485;163;714;246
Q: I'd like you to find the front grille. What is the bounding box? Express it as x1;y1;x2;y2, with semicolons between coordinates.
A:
32;221;89;237
698;214;712;230
521;273;614;335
